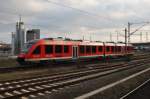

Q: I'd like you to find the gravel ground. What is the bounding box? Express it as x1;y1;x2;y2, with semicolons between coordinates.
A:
34;64;150;99
124;80;150;99
0;59;125;81
0;65;78;81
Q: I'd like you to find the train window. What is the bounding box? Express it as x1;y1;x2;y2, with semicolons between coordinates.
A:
92;46;96;53
115;46;118;52
45;45;53;54
118;46;121;52
32;46;41;55
98;46;103;52
79;46;85;54
55;45;62;53
111;46;115;52
130;47;132;51
127;47;130;51
64;45;69;53
86;46;91;53
106;46;110;52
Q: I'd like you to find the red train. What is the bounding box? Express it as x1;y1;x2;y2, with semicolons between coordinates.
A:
17;38;134;65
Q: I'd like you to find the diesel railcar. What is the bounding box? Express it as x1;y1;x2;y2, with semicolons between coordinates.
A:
17;38;133;65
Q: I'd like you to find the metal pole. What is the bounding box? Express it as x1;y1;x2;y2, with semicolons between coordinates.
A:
110;33;112;42
11;32;15;55
83;36;84;40
90;33;92;41
128;22;130;44
146;32;148;42
140;32;142;42
125;28;127;54
115;31;119;42
117;31;119;42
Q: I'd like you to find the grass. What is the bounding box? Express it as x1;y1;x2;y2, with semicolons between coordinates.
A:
0;58;18;67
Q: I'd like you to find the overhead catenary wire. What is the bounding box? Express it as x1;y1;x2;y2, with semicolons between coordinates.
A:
45;0;113;22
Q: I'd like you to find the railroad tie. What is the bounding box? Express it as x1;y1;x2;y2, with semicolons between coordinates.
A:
0;87;5;90
21;96;28;99
30;82;36;85
31;79;38;81
4;92;14;96
28;88;37;91
41;85;51;88
58;87;64;90
24;83;29;86
13;90;22;95
21;89;30;93
44;91;52;94
0;95;5;98
52;89;58;92
8;86;14;89
35;86;44;89
16;84;21;87
12;81;19;84
19;80;25;83
29;94;37;98
4;82;10;85
37;93;45;96
26;80;32;82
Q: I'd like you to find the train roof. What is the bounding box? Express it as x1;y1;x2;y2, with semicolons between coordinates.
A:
30;38;133;46
104;42;115;46
115;43;125;46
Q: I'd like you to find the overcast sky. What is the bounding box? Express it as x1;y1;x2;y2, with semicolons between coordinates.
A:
1;0;150;43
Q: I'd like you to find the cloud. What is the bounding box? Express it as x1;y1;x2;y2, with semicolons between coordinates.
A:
0;0;150;43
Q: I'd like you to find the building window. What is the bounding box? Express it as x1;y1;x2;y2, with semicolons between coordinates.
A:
55;45;62;53
98;46;103;52
92;46;96;53
64;45;69;53
106;46;110;52
45;45;53;54
86;46;91;53
79;46;85;54
33;46;40;54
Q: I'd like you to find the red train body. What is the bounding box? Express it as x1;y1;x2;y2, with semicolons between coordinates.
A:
17;38;134;65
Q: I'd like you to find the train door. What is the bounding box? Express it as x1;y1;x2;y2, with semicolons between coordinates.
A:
72;46;78;59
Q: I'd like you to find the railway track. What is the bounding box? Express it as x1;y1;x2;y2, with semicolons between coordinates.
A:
120;77;150;99
0;52;150;74
0;58;149;99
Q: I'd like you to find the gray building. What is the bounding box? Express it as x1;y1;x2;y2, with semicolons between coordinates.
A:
12;21;25;55
26;29;40;42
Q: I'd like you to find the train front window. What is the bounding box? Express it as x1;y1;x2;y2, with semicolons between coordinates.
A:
22;40;38;53
32;46;41;55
